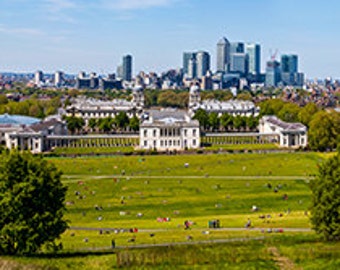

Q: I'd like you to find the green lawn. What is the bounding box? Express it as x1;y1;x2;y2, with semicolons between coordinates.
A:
2;152;338;269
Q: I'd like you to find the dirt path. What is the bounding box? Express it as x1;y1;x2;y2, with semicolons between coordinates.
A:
268;246;301;270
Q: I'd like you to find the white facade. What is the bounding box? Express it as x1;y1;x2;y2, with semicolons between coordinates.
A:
139;110;200;151
188;85;259;117
259;115;307;148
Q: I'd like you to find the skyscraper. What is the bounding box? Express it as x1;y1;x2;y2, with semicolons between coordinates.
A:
281;54;298;73
196;51;210;78
265;60;281;87
34;70;43;86
183;52;196;75
230;42;245;54
188;57;197;79
122;55;132;82
216;37;230;72
54;71;64;87
245;43;261;75
230;53;248;75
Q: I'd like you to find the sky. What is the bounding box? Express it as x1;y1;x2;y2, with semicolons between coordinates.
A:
0;0;339;79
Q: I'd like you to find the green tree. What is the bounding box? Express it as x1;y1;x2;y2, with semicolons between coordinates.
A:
246;116;258;131
277;102;300;122
65;116;85;135
308;111;340;151
88;118;97;132
233;115;244;131
193;109;209;131
115;112;129;132
129;115;140;132
0;94;8;105
220;113;233;131
259;99;285;116
208;112;220;131
0;150;68;254
98;117;114;133
310;153;340;241
298;102;319;126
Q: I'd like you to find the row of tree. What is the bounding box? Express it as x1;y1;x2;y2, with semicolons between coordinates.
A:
193;109;259;132
259;99;340;151
0;95;61;119
64;112;139;134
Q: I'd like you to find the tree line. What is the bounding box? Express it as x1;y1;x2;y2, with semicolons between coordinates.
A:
64;112;139;134
193;109;259;132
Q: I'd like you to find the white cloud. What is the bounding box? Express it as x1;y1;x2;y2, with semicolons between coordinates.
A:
0;25;44;36
104;0;179;10
44;0;76;12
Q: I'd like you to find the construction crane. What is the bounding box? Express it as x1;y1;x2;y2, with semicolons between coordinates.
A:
270;49;279;61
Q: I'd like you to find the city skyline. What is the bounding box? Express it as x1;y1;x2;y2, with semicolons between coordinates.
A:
1;0;340;78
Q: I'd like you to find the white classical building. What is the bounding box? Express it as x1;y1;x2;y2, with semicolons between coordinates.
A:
259;115;307;148
139;109;200;151
188;85;259;117
65;87;144;125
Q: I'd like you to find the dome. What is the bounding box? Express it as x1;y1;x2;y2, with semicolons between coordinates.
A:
0;114;41;126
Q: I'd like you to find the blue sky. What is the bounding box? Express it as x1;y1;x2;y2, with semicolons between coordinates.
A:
0;0;339;78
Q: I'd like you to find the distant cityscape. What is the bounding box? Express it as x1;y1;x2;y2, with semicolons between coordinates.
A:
0;36;339;93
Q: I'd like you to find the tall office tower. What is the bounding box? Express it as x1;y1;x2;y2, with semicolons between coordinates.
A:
265;60;281;87
54;71;64;87
281;54;298;73
122;54;133;81
230;42;245;54
216;37;230;72
281;54;299;86
245;43;261;75
188;57;197;79
183;52;196;75
34;70;43;85
230;53;248;75
196;51;210;78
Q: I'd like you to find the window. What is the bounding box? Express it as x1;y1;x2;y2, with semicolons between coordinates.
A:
193;139;196;146
169;140;172;146
301;138;305;145
184;129;187;136
193;129;197;136
184;140;187;147
144;130;147;137
165;140;167;146
161;140;163;146
153;129;157;137
160;129;163;137
144;140;147;147
153;140;156;147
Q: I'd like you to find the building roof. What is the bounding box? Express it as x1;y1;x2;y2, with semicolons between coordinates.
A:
141;109;199;127
193;100;258;113
0;114;40;126
262;115;306;132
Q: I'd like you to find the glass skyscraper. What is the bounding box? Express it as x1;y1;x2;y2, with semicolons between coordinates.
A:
196;51;210;78
122;55;132;82
216;37;230;72
245;43;261;75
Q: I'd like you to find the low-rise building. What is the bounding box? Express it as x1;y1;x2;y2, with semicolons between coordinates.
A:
259;115;307;148
139;109;200;151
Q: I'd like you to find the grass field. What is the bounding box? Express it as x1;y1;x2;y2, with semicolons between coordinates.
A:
2;152;339;269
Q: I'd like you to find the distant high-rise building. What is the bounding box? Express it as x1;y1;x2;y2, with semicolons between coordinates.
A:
230;53;248;75
280;54;303;86
245;43;261;75
122;55;132;81
183;52;196;75
188;57;197;79
216;37;230;72
281;54;298;73
265;60;281;87
54;71;64;87
34;70;43;85
230;42;245;54
196;51;210;78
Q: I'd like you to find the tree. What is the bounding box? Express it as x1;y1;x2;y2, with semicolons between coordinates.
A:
65;116;85;134
220;113;233;131
310;153;340;241
98;117;114;133
88;118;97;132
233;115;244;131
129;115;140;132
115;112;129;131
193;109;209;131
298;102;319;127
277;102;300;122
208;112;220;131
0;150;68;254
308;110;340;151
